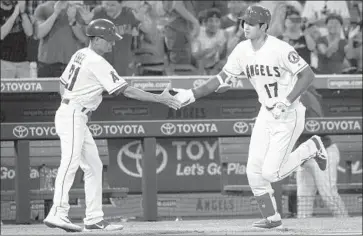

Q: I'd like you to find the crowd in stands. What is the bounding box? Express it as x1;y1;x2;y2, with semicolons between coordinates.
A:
1;0;362;78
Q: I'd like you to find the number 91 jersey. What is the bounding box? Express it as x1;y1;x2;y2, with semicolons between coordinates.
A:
60;48;128;111
223;36;308;107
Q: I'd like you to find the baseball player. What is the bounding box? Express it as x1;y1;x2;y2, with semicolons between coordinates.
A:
173;5;328;229
296;86;348;218
43;19;181;232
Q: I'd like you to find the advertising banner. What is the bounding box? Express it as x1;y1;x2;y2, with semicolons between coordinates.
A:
107;138;249;193
1;117;361;140
1;75;361;93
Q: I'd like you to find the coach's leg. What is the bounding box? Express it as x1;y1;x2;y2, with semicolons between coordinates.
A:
79;127;104;225
44;108;86;232
246;110;281;227
49;109;86;216
296;163;317;218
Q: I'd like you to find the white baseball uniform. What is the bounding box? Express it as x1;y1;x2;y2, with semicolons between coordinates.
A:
48;47;128;225
223;36;321;198
297;143;348;218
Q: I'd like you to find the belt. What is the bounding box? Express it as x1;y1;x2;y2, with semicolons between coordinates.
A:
61;99;92;116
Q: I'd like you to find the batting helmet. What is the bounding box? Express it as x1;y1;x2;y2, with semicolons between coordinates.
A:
240;5;271;28
86;19;123;42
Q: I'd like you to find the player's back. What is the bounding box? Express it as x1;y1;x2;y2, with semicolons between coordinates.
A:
60;47;113;110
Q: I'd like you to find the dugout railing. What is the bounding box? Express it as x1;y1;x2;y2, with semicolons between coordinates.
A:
0;75;362;223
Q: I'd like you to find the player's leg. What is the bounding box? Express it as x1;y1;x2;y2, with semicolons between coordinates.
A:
80;127;124;231
261;105;306;183
44;108;86;232
246;110;281;228
313;144;348;217
263;105;327;182
296;163;317;218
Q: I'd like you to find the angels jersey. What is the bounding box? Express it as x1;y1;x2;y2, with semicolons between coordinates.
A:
223;35;308;107
60;47;128;111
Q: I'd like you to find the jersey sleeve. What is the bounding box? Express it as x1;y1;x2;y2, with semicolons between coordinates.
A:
222;43;244;76
279;44;308;77
90;60;128;94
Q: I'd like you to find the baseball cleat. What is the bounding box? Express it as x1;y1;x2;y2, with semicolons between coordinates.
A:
252;218;283;229
83;220;124;231
44;215;82;232
310;135;328;171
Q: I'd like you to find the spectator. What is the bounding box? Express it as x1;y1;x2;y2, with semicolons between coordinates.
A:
34;1;87;78
1;0;33;79
162;1;200;66
129;1;166;75
85;1;141;76
194;1;228;18
279;8;315;66
225;17;246;57
345;22;362;73
26;0;46;71
295;86;348;218
302;1;350;25
221;1;250;30
191;8;227;75
316;14;348;74
266;1;303;37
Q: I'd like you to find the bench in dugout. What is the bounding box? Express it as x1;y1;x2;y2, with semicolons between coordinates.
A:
219;136;363;215
0;140;129;219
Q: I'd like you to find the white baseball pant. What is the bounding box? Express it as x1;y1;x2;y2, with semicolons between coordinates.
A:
246;103;319;198
297;143;348;218
47;103;104;225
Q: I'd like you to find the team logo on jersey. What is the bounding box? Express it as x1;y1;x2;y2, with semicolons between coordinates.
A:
117;140;168;178
13;125;29;138
305;120;320;132
288;51;300;64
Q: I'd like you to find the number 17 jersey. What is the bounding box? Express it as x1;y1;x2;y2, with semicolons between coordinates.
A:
60;47;128;111
223;36;308;107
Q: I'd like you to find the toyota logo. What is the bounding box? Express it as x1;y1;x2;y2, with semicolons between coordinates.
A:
13;125;29;138
305;120;320;132
88;124;103;136
117;140;168;177
160;123;176;135
233;121;249;134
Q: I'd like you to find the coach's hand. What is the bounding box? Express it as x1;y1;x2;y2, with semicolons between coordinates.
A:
157;85;182;110
173;88;196;107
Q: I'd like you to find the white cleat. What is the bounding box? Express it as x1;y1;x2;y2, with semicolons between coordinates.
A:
43;215;82;232
83;220;124;231
310;135;328;171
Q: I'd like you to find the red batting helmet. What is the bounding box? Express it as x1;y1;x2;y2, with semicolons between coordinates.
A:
86;19;123;42
240;5;271;28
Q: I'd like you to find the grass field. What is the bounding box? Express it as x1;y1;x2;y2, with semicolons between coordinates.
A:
1;216;362;236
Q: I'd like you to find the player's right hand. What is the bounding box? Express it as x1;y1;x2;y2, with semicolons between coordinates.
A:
158;85;182;110
172;88;196;107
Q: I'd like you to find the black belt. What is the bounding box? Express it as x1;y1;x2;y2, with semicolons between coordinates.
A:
62;99;92;116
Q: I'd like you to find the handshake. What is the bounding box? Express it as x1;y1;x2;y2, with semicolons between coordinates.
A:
157;81;232;110
156;85;196;110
